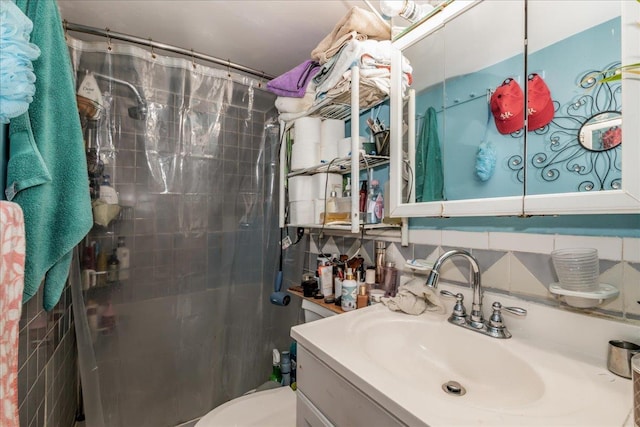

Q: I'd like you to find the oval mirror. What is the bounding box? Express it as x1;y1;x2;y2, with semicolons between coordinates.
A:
578;111;622;152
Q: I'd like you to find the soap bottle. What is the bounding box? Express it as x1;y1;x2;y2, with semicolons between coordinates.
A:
375;241;386;285
341;268;358;311
99;174;119;205
382;262;399;297
116;236;130;280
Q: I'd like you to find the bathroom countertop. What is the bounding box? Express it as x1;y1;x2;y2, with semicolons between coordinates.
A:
288;288;345;315
291;284;636;426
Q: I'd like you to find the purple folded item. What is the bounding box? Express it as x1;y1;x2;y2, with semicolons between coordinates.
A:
267;60;320;98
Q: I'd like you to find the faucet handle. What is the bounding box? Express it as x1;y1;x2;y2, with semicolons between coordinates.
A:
487;302;526;339
440;290;467;324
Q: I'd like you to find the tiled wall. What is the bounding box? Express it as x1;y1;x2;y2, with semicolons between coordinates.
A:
18;285;77;427
295;229;640;321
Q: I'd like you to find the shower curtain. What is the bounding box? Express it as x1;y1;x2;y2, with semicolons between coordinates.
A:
67;37;300;426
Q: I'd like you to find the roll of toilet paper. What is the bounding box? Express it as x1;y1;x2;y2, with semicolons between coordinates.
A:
289;200;315;225
288;176;314;201
294;117;321;146
338;136;366;158
319;119;344;162
291;141;318;170
313;173;342;200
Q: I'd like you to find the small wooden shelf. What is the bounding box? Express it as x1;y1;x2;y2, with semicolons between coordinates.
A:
288;288;345;315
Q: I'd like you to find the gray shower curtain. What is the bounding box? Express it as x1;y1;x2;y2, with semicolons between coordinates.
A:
67;37;300;427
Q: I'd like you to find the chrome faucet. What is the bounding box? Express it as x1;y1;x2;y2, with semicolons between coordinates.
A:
426;249;526;339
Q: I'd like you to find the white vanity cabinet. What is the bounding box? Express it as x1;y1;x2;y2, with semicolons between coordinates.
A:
295;345;406;427
388;0;640;218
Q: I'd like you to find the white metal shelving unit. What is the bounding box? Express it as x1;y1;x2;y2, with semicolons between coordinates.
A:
278;66;406;241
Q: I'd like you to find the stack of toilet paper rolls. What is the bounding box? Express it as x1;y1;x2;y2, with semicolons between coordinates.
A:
291;118;346;170
288;173;342;225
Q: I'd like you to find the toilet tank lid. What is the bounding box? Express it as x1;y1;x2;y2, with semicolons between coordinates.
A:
195;387;295;427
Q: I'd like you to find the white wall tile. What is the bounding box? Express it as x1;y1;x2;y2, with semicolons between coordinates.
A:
408;229;441;246
623;238;640;263
488;232;554;254
441;230;488;249
553;235;622;261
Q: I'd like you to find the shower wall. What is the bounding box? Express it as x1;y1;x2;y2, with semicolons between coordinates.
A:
69;39;300;427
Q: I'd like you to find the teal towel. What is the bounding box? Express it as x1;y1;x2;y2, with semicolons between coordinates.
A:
7;0;92;310
415;107;444;202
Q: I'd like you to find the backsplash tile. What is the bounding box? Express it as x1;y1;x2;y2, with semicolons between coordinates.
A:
295;229;639;322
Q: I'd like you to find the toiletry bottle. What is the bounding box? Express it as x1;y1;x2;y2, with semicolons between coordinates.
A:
327;191;338;213
382;262;399;297
359;180;368;214
357;284;368;309
281;350;291;386
269;349;282;383
367;187;378;224
375;186;384;223
99;174;119;205
107;249;119;282
96;244;108;285
375;241;386;284
344;176;352;197
116;236;130;280
341;268;358;311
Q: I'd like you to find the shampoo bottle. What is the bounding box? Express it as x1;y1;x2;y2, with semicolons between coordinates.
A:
116;236;130;280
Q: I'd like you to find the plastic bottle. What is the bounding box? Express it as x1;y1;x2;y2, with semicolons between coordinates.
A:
341;268;358;311
116;236;130;280
107;249;119;282
281;351;291;386
375;189;384;223
367;187;378;224
269;349;282;383
99;174;119;205
357;284;368;309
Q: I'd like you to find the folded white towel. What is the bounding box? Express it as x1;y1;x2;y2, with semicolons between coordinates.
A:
275;82;316;114
382;278;446;315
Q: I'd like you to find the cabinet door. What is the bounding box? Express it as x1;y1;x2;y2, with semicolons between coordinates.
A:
390;0;525;218
524;0;640;214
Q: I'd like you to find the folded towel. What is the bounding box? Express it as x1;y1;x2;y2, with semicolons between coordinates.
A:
382;277;446;315
0;0;40;123
8;0;93;310
0;201;26;427
274;81;316;114
266;60;320;98
311;6;390;64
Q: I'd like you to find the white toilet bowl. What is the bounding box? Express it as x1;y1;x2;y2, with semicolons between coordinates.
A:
195;387;296;427
196;298;335;426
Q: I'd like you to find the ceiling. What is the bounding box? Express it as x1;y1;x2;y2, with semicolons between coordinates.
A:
57;0;368;79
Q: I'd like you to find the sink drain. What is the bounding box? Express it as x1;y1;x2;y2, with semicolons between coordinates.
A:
442;380;466;396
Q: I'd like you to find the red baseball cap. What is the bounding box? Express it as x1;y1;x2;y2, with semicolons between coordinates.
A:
490;78;524;135
527;73;554;131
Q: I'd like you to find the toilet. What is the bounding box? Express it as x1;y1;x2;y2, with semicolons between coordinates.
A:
196;299;335;426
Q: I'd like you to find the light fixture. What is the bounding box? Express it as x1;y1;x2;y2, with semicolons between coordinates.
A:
379;0;434;23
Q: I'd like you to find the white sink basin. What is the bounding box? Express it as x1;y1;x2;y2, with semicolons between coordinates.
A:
356;315;545;409
292;287;634;426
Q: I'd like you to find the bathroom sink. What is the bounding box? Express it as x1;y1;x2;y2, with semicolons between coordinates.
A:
356;315;545;409
292;287;634;426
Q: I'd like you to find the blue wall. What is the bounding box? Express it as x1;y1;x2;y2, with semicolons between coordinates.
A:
344;16;638;239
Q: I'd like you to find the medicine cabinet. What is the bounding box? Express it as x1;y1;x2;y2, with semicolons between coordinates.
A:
389;0;640;218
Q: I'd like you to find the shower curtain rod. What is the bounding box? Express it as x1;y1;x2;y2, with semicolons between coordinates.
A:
63;21;275;81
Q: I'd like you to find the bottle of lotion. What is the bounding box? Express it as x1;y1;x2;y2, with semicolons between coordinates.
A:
341;268;357;311
116;236;130;280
